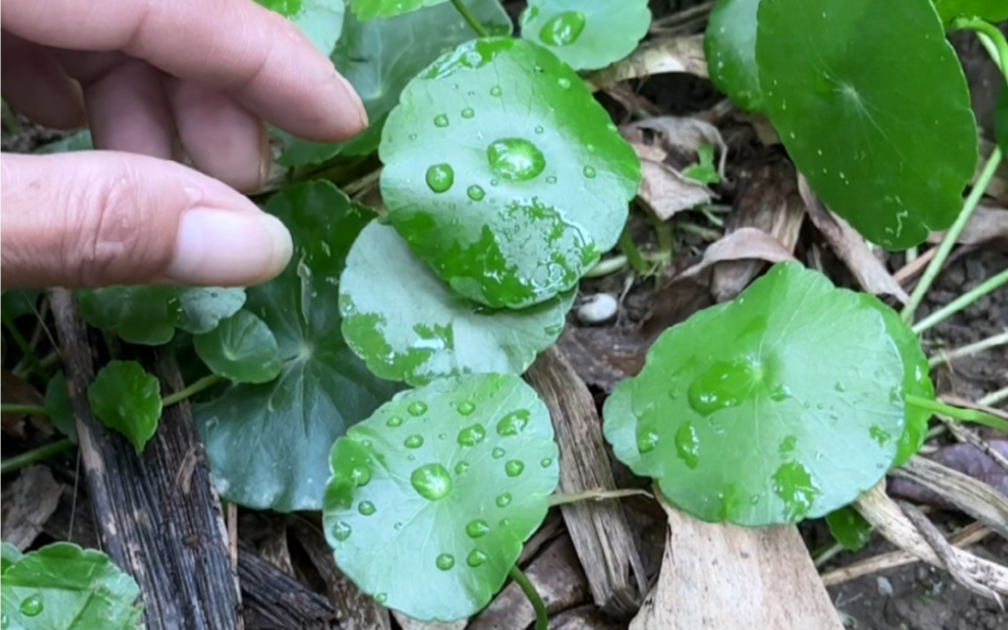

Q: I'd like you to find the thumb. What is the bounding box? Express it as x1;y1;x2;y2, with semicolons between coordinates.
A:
0;151;292;288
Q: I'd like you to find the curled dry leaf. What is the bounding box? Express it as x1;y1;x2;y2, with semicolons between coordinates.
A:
798;174;910;303
928;206;1008;249
584;35;707;92
889;440;1008;507
677;227;796;282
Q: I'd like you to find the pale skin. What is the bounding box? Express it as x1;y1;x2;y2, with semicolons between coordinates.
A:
0;0;368;289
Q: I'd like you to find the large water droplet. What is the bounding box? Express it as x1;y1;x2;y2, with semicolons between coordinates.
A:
411;463;453;501
457;424;486;447
408;401;428;416
425;164;454;194
466;519;490;538
19;595;42;617
466;185;485;201
358;501;376;516
538;11;587;47
461;107;475;119
404;434;424;449
350;465;371;487
457;400;476;415
466;549;488;567
491;447;506;459
637;430;659;453
386;415;403;428
772;461;821;521
434;114;449;127
582;165;596;179
497;410;530;436
496;492;512;507
674;422;700;469
505;460;525;477
436;553;455;571
687;358;762;416
486;138;546;182
332;521;352;541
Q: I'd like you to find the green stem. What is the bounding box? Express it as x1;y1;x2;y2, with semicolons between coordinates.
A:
618;227;650;274
0;404;48;416
953;17;1008;81
812;541;845;569
548;488;652;507
905;394;1008;434
451;0;489;37
509;565;547;630
584;255;629;278
2;317;46;379
911;267;1008;334
162;374;223;407
901;147;1002;324
1;439;75;475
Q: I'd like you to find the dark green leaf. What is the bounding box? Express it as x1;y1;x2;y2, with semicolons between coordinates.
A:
340;221;574;386
381;37;640;308
1;542;23;574
254;0;345;54
756;0;977;248
705;0;763;112
33;131;93;154
0;542;143;630
279;0;512;167
825;506;872;551
933;0;1008;23
88;361;162;455
681;144;721;185
350;0;446;20
323;373;559;620
78;287;245;345
194;182;400;511
518;0;651;71
194;310;283;384
603;263;906;526
45;373;77;443
1;290;41;322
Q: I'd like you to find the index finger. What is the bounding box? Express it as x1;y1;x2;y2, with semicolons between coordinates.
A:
2;0;366;142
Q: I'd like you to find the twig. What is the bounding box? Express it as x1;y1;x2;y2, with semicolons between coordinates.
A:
981;385;1008;407
912;267;1008;334
548;488;652;507
929;329;1008;368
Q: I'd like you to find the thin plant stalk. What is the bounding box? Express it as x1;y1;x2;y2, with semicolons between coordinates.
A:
901;147;1002;324
912;267;1008;334
509;564;547;630
1;438;74;475
161;374;223;407
905;394;1008;434
548;487;652;507
451;0;489;38
2;317;47;380
980;385;1008;408
928;329;1008;368
0;404;48;416
954;18;1008;80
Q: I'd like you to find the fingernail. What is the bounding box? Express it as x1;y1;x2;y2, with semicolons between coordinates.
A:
334;71;368;129
166;208;293;286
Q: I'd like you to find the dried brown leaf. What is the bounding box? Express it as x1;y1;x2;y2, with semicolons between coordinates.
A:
928;206;1008;248
1;465;64;550
890;441;1008;506
584;35;707;92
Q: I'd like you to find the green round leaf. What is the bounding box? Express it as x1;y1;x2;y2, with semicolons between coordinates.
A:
279;0;513;167
0;542;143;630
934;0;1008;23
351;0;446;20
194;310;283;384
255;0;344;54
518;0;651;71
705;0;763;112
756;0;977;249
195;182;401;512
602;263;906;526
323;373;559;621
78;286;245;345
380;37;640;308
45;372;77;444
825;506;872;552
867;299;934;467
340;221;574;386
88;360;162;455
1;542;23;575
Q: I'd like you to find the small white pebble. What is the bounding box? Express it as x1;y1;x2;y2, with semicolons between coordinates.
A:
876;576;893;597
577;293;618;325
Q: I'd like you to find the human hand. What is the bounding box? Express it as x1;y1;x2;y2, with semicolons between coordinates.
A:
0;0;366;289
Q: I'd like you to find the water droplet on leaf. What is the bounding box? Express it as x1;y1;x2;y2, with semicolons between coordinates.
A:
492;447;506;459
541;457;553;468
350;465;371;487
637;430;659;453
358;500;376;516
411;463;453;501
386;415;403;427
425;164;454;194
457;424;486;447
466;549;488;567
408;401;428;416
538;11;587;47
497;410;530;436
466;519;490;538
557;77;571;90
496;492;512;507
434;114;449;127
332;521;352;541
404;434;424;449
436;553;455;570
490;85;502;97
461;107;475;119
454;461;470;475
19;596;42;617
505;460;525;477
582;165;596;178
687;358;762;416
486;138;546;182
375;592;388;604
466;185;485;201
674;422;701;469
457;400;476;415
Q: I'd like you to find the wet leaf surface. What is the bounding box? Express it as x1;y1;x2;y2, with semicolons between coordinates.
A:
705;0;763;112
87;360;162;455
194;310;283;384
351;0;447;21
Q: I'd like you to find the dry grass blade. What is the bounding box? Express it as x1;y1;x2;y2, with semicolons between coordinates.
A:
584;36;707;92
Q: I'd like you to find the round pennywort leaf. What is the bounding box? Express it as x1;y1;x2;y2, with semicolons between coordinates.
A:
518;0;651;71
380;37;640;308
603;263;906;526
194;310;283;384
340;221;573;386
705;0;763;112
351;0;446;20
255;0;344;54
756;0;977;248
323;373;559;620
88;360;162;455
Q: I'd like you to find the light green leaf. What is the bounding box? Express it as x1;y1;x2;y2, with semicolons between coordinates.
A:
78;287;245;345
323;373;559;621
681;144;721;185
826;506;872;551
0;542;143;630
88;361;162;455
755;0;977;249
603;263;906;526
194;182;400;511
279;0;512;167
194;311;283;384
340;221;574;386
705;0;763;112
381;37;640;308
1;542;23;574
255;0;345;54
45;372;77;443
350;0;446;21
518;0;651;71
933;0;1008;23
